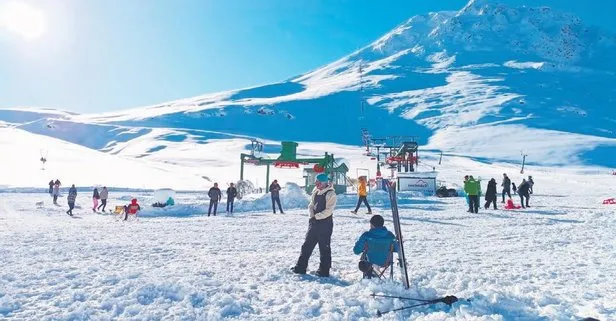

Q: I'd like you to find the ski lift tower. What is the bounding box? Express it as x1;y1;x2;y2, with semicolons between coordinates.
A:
370;138;386;178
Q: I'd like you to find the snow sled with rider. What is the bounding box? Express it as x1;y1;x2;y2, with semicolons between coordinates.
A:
113;199;141;220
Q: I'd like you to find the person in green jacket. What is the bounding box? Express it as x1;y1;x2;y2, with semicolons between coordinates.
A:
464;176;480;213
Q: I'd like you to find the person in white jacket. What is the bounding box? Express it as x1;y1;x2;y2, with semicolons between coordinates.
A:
97;187;109;212
291;173;337;277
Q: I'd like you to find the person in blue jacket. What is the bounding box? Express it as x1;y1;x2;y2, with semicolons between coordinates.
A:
353;215;399;279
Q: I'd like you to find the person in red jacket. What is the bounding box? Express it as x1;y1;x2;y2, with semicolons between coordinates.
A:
123;199;141;220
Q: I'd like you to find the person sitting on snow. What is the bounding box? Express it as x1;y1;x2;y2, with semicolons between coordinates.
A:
124;199;141;220
505;198;521;210
353;215;399;279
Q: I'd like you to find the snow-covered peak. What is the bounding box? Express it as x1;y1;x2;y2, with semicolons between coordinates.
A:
458;0;498;15
368;0;616;67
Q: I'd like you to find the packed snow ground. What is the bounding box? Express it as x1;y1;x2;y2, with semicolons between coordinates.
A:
1;171;615;320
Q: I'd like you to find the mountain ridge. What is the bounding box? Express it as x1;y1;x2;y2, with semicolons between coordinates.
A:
1;0;615;171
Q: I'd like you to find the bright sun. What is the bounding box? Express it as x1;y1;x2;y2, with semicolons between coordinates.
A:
0;1;46;39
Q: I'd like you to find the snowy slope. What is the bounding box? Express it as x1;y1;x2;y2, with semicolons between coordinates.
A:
0;127;211;190
1;160;615;320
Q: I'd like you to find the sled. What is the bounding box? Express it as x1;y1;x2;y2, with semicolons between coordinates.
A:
504;201;522;210
113;206;125;215
603;198;616;205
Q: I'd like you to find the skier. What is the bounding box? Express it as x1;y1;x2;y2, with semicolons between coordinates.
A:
464;175;480;213
48;180;54;195
292;173;337;277
501;173;511;203
518;179;531;208
124;198;141;220
97;187;108;212
66;184;77;216
484;178;498;210
528;175;534;194
351;176;372;215
353;215;399;279
269;179;284;214
512;182;517;194
226;183;238;214
92;188;100;212
208;183;222;216
52;182;60;205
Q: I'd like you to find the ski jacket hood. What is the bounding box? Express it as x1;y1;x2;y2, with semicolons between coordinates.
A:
131;199;138;205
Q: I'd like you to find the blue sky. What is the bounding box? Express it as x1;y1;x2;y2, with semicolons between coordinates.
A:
0;0;614;113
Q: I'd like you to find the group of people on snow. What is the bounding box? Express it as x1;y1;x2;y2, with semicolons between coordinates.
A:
464;174;535;213
45;180;138;219
92;187;109;212
205;180;284;216
206;182;239;216
48;179;61;205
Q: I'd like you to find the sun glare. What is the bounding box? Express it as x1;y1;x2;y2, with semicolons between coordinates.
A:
0;1;47;39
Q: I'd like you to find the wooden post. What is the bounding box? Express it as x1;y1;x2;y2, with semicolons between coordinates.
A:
521;154;527;174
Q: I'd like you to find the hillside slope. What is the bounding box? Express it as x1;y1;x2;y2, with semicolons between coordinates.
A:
0;0;615;181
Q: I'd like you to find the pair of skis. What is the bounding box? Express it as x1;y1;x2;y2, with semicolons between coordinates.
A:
382;181;469;317
387;181;410;289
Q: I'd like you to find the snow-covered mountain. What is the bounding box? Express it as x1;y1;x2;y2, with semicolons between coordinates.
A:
1;0;616;188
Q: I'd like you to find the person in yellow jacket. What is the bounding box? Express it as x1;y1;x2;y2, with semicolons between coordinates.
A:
351;176;372;214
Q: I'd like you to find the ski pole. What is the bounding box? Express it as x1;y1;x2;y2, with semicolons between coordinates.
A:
371;293;434;302
376;300;439;317
375;296;461;317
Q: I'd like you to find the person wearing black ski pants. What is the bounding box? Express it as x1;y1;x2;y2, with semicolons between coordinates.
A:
468;195;479;213
208;183;222;216
501;174;511;203
292;175;337;277
484;178;498;210
226;183;237;214
269;180;284;214
518;180;531;208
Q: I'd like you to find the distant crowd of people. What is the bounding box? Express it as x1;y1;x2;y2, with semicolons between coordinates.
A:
463;174;535;213
204;179;285;216
46;179;135;218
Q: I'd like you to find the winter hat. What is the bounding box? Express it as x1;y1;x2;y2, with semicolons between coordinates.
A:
316;173;329;183
370;215;384;227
